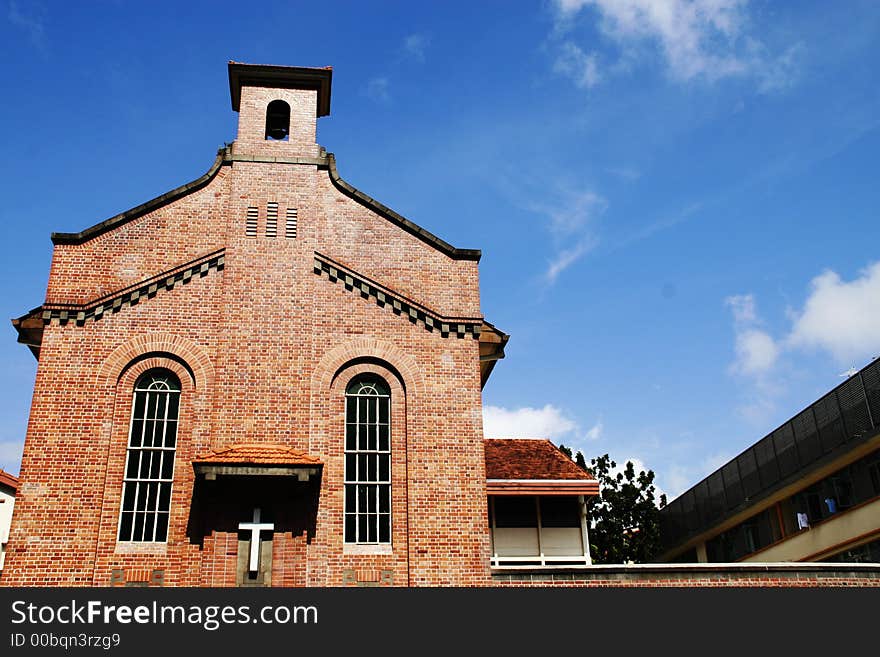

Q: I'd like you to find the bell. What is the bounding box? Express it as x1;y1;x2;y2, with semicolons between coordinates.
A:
266;125;289;140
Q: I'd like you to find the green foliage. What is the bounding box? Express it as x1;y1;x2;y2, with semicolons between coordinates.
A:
569;450;667;564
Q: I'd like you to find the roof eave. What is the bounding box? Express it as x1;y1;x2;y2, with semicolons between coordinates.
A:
50;147;232;246
325;153;482;262
228;61;333;116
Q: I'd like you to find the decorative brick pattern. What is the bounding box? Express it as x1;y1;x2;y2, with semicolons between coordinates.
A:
4;62;876;590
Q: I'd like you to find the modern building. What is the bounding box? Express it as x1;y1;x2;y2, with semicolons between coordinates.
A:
659;357;880;564
0;469;18;574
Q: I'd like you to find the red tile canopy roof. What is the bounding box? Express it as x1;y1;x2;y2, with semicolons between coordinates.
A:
484;439;599;496
193;444;322;467
0;468;19;491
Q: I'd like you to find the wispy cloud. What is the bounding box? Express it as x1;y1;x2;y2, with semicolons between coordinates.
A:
365;77;391;104
584;419;603;441
605;165;641;182
554;41;601;89
483;404;578;439
8;1;48;54
402;33;430;62
545;238;597;284
551;0;801;93
531;188;607;284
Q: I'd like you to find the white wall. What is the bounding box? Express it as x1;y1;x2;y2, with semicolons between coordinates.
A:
0;485;16;571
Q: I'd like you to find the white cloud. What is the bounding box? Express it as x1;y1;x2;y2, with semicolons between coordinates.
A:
552;0;800;91
365;77;391;104
731;328;779;376
403;33;430;62
787;262;880;365
483;404;577;439
585;419;603;441
725;294;778;376
554;41;601;88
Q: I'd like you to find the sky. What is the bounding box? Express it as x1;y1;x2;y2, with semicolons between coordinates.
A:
1;1;879;500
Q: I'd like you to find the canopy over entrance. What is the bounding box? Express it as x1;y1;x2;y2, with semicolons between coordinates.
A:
192;443;322;481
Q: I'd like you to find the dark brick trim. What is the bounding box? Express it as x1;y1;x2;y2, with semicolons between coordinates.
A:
325;153;482;262
50;148;232;245
314;252;482;339
14;249;225;332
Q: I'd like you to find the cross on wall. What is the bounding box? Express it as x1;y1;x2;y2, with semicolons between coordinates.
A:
238;508;274;573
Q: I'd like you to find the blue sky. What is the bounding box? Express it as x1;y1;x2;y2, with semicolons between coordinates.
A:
1;1;879;499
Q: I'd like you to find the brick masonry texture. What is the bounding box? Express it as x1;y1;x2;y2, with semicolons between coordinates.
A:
3;72;489;588
4;66;879;589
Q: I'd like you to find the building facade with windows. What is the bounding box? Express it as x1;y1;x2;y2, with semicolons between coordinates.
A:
658;357;880;565
2;62;598;588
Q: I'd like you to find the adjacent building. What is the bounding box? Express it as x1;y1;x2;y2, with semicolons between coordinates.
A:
659;357;880;564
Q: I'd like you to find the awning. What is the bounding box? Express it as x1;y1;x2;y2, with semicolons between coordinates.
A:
192;444;322;481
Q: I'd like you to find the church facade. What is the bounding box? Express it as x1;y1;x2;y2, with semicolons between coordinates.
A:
3;63;598;587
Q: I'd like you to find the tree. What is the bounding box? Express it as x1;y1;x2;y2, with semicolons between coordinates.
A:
586;454;666;564
562;449;666;564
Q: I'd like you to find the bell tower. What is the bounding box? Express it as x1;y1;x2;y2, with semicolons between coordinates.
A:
228;61;332;159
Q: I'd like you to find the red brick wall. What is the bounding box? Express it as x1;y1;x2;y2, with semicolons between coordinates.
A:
3;77;490;587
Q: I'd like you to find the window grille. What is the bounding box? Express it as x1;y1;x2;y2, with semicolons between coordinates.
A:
344;376;391;544
266;202;278;238
118;370;180;542
285;208;297;239
246;207;258;237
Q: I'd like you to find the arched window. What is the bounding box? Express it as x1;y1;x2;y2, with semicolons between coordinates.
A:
118;369;180;542
344;375;391;544
265;100;290;141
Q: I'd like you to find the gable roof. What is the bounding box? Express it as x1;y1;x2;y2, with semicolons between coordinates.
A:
484;438;599;496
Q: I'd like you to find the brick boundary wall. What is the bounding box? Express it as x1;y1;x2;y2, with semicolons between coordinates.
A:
492;563;880;587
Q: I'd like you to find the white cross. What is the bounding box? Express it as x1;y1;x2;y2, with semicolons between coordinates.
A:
238;507;274;573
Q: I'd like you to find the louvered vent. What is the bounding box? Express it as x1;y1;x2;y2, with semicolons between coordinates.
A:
245;207;258;237
266;202;278;238
285;208;298;239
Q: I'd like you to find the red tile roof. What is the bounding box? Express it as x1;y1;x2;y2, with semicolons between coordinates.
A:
0;469;19;491
484;439;598;496
193;444;322;466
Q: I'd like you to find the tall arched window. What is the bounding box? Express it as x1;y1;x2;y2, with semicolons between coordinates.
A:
265;99;290;141
118;369;180;542
344;375;391;544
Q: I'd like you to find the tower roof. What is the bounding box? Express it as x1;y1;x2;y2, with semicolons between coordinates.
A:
227;61;333;116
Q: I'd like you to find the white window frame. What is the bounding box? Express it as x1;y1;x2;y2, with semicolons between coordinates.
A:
343;378;391;544
117;371;180;543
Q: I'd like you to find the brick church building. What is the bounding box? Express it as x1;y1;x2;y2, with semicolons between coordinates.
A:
3;63;599;587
